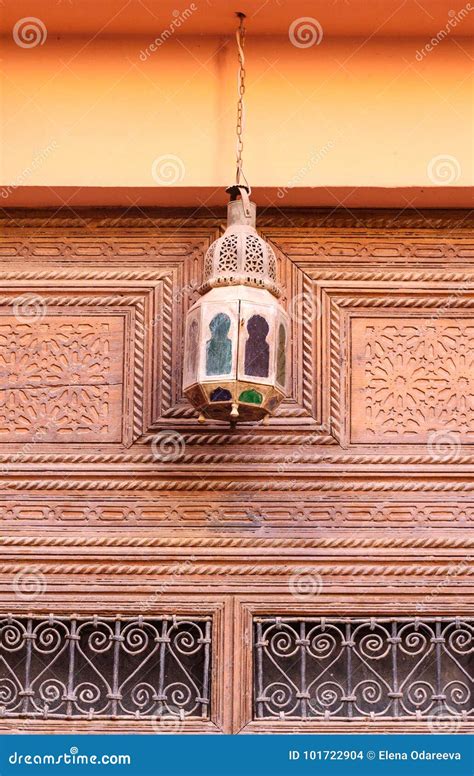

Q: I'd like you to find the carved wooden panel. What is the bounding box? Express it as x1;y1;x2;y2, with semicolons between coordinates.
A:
351;317;474;444
320;288;474;449
0;208;472;735
0;315;124;443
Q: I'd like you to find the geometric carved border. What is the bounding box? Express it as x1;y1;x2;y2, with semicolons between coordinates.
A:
1;497;473;528
0;493;474;534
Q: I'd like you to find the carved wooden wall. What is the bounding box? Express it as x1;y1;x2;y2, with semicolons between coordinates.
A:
0;208;472;733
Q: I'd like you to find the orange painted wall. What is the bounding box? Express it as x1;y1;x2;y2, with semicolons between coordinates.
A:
1;33;472;193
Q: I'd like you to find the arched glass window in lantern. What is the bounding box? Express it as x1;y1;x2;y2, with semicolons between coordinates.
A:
183;13;289;425
183;186;290;424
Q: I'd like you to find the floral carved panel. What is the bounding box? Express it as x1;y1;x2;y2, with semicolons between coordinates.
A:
350;317;474;444
303;283;474;451
0;316;124;443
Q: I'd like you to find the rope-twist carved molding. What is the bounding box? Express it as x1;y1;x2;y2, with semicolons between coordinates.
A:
1;479;474;492
0;269;176;282
3;450;474;463
307;270;474;283
0;535;472;550
0;562;471;577
160;273;174;411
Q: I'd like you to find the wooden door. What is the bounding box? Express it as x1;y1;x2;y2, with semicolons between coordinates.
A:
0;208;472;734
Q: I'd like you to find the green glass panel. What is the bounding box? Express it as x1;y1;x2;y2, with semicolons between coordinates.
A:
206;313;232;375
239;389;263;405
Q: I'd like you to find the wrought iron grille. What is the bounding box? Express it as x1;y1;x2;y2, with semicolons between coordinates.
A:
254;616;473;720
0;614;211;720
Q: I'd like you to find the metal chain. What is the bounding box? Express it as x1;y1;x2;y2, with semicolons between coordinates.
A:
235;13;249;189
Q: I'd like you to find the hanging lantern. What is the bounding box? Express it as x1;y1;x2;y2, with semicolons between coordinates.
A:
183;13;289;425
183;186;289;424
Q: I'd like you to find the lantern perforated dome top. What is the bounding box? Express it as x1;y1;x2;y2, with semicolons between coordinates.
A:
200;199;280;298
183;187;289;425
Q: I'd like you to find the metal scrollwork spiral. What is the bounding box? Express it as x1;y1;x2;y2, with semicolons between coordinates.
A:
0;678;21;710
121;621;158;655
0;619;26;652
353;679;390;716
443;680;471;713
170;622;205;656
306;624;344;661
261;681;299;717
445;622;473;656
33;619;69;654
398;622;433;656
309;681;345;716
35;679;66;714
353;623;391;660
267;624;299;659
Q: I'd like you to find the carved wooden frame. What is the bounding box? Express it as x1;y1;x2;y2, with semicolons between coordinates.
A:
0;597;232;734
233;596;474;734
321;286;474;448
0;208;472;734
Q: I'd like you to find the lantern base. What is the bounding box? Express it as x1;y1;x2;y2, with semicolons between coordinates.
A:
198;404;268;424
184;380;285;424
